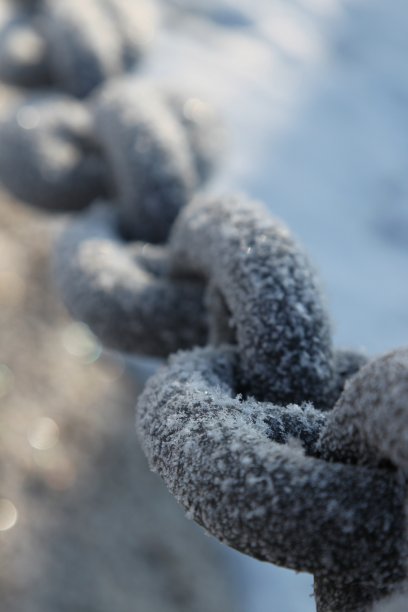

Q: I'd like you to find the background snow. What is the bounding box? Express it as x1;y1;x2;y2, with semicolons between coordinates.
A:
146;1;408;610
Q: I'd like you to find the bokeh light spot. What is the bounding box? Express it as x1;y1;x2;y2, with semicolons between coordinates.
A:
183;98;211;123
61;322;102;364
17;107;40;130
28;417;60;451
0;499;18;532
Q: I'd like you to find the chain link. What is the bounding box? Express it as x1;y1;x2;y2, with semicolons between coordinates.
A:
138;342;408;612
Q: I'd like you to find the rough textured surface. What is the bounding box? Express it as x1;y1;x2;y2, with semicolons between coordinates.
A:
314;349;408;610
54;203;207;356
53;191;367;374
0;0;156;96
137;345;407;611
0;191;236;612
330;348;369;406
170;194;335;407
372;590;408;612
319;349;408;472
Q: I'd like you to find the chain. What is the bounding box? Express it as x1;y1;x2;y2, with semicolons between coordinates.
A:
138;344;407;612
0;79;221;236
0;0;155;96
0;1;222;354
0;3;407;611
0;76;222;355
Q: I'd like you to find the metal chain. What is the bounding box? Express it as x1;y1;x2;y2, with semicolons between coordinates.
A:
136;195;408;611
0;0;156;96
0;1;223;355
0;3;407;611
138;344;408;612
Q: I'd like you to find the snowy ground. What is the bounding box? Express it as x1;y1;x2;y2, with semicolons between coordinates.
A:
147;1;408;610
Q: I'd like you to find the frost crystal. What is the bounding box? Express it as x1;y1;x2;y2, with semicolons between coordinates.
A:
138;344;408;612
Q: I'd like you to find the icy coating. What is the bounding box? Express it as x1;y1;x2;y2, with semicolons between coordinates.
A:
319;349;408;472
0;0;156;96
0;79;221;238
170;194;335;407
54;189;368;367
1;2;406;609
54;204;207;356
137;345;408;611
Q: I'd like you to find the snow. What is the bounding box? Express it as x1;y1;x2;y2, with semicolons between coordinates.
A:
145;1;408;609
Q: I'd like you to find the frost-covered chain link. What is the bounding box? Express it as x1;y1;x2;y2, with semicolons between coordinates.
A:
0;79;221;238
0;0;222;357
0;0;156;97
54;204;208;356
0;76;222;355
135;195;408;612
170;195;339;407
138;345;408;612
